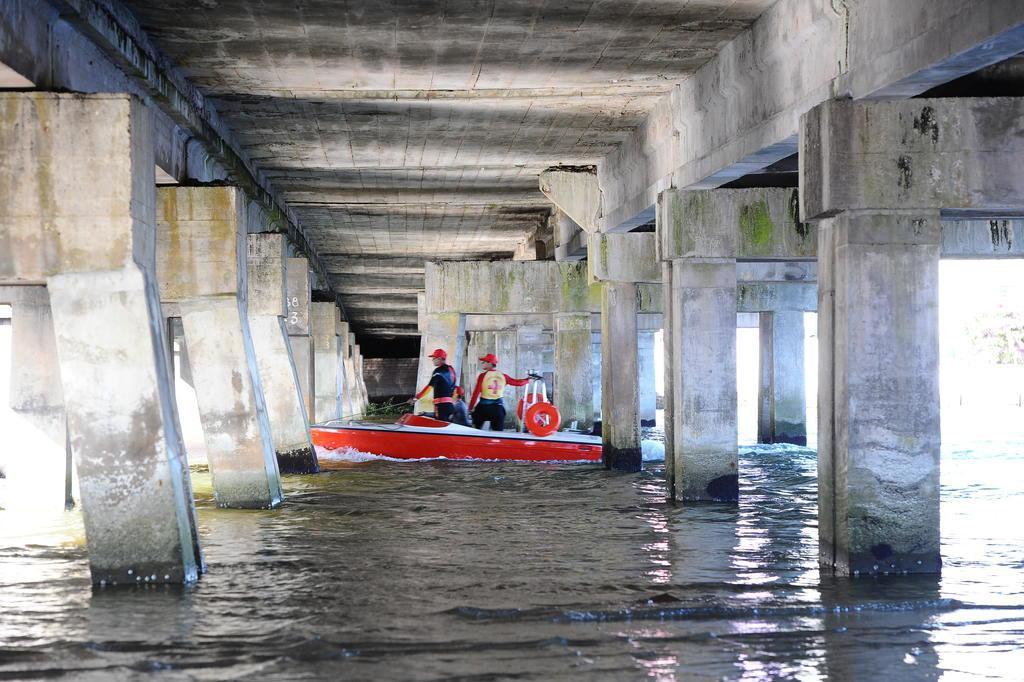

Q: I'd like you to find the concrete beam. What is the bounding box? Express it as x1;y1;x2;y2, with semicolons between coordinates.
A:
941;219;1024;259
425;261;664;315
539;167;602;233
600;0;1024;231
658;188;815;262
589;233;660;284
801;98;1024;219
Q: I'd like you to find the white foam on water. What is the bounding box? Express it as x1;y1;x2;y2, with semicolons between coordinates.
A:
642;439;665;462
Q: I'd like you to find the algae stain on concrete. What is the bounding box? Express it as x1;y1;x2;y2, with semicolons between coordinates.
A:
740;200;774;255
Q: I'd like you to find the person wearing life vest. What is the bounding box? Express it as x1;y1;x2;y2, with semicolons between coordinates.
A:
408;348;459;422
468;353;531;431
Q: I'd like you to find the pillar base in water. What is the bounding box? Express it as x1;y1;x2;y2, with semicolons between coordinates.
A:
603;446;641;472
827;547;942;577
640;418;656;428
276;447;319;475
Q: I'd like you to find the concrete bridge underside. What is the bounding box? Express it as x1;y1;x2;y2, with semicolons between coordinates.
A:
3;0;1024;584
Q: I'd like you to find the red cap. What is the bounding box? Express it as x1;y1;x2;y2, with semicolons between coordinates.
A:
428;348;447;360
479;353;499;365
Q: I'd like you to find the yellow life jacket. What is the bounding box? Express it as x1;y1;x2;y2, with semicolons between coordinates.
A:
479;370;506;400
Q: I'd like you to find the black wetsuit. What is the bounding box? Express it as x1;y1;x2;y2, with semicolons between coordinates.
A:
426;364;457;421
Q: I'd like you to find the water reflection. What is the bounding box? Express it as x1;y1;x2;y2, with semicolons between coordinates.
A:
0;443;1022;679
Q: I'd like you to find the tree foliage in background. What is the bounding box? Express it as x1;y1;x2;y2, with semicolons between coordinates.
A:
970;307;1024;365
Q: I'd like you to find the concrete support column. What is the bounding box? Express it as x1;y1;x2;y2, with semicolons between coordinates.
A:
414;313;465;415
4;287;71;510
337;324;353;417
799;99;965;575
285;258;315;423
1;93;202;583
247;235;317;474
638;330;657;427
668;259;738;501
816;213;941;575
600;282;641;471
591;334;602;426
757;311;807;445
311;303;341;422
554;313;593;432
353;345;369;413
156;186;283;509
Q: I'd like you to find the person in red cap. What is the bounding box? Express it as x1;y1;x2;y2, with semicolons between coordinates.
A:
408;348;459;421
468;353;531;431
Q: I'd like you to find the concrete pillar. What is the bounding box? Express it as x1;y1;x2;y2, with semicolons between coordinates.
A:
600;282;641;471
285;258;315;421
800;99;956;575
311;303;341;422
1;93;201;583
591;334;602;426
353;345;369;413
247;235;317;474
638;330;657;427
515;325;546;379
757;311;807;445
414;313;465;415
4;287;72;510
817;213;941;575
668;258;738;501
661;263;677;499
156;186;283;509
337;324;353;417
345;332;359;415
554;313;593;432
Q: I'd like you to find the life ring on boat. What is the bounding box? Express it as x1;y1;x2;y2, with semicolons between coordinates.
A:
524;402;560;437
516;394;549;420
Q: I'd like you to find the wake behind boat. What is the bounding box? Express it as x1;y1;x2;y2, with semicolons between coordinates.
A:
311;414;602;462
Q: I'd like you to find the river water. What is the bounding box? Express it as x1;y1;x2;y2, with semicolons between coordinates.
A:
2;413;1023;680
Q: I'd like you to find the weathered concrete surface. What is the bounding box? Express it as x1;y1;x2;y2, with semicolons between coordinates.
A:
667;259;738;502
758;311;807;446
590;233;660;284
310;303;341;423
1;286;71;510
816;213;941;576
554;210;587;262
554;314;593;432
285;257;315;418
638;331;657;428
364;358;418;401
0;0;334;293
658;188;814;262
801;98;1024;219
600;283;640;472
539;168;602;234
248;235;317;474
425;261;663;316
0;92;202;584
602;0;1024;232
157;186;283;508
941;220;1024;259
179;298;283;508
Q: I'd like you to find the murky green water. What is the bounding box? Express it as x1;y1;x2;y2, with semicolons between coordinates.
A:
2;430;1024;679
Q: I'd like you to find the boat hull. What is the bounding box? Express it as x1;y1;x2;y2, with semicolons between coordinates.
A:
311;418;602;462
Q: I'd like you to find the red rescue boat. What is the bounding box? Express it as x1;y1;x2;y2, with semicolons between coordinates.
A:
311;414;602;462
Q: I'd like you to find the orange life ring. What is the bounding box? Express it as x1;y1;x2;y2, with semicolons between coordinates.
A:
516;394;549;419
525;402;560;437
